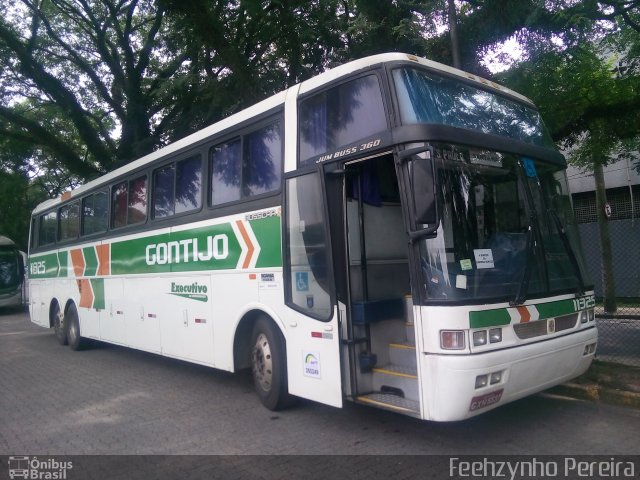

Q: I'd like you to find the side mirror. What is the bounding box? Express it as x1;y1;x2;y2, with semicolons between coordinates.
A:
411;156;437;225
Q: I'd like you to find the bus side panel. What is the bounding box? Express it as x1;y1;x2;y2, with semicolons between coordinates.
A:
212;272;262;371
101;278;126;345
78;303;101;339
124;276;162;353
29;280;49;328
159;274;214;365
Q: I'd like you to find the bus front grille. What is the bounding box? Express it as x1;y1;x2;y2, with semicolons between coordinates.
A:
513;313;579;339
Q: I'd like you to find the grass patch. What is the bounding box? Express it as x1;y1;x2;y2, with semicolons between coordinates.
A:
574;360;640;393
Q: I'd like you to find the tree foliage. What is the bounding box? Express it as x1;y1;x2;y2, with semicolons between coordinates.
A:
1;0;640;248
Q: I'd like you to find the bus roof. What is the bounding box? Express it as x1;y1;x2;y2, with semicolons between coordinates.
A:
33;52;534;215
0;235;16;247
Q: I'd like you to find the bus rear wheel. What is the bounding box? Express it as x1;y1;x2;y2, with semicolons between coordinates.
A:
250;316;293;410
52;302;67;345
65;304;87;351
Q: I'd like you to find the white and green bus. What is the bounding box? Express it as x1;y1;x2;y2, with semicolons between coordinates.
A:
28;53;597;421
1;235;26;309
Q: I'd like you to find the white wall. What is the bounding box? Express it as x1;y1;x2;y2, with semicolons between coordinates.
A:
566;158;640;194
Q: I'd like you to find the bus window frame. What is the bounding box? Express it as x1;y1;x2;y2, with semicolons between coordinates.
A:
282;166;336;322
58;200;81;243
80;188;109;238
208;115;284;210
151;151;205;222
296;69;393;168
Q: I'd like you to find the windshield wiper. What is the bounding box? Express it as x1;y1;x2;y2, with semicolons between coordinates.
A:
549;210;586;296
511;215;536;306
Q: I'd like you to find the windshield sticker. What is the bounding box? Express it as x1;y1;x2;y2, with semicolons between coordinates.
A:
456;275;468;290
474;249;495;269
460;259;473;271
469;149;503;168
303;352;321;378
523;158;538;178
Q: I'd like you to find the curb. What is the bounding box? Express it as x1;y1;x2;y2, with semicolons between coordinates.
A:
550;383;640;409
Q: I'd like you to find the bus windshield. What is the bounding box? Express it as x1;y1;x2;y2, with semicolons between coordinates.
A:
393;67;555;149
419;145;590;304
0;248;20;291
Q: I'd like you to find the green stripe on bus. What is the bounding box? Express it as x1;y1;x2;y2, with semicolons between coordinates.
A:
29;252;60;279
251;216;282;268
90;278;105;309
58;251;68;277
110;223;240;275
83;246;98;276
469;308;511;329
535;298;576;319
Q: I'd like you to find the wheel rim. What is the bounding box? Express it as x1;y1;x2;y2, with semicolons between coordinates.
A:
252;332;273;393
54;308;64;335
68;316;77;344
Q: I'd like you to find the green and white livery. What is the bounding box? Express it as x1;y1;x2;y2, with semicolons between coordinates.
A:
28;53;597;422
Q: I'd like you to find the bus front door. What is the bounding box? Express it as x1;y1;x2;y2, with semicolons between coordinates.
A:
284;171;343;408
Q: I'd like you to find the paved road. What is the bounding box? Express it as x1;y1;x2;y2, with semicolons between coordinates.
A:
1;309;639;458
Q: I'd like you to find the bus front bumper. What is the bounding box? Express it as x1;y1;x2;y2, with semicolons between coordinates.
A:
421;327;598;421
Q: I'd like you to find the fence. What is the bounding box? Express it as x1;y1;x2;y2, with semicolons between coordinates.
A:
578;218;640;367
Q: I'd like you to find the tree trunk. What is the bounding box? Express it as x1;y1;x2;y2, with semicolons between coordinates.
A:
448;0;462;69
594;161;617;313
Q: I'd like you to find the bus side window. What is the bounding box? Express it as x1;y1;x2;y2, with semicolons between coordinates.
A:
112;176;147;227
128;175;147;224
38;211;57;246
210;138;242;205
112;181;128;228
153;154;202;218
209;120;282;207
285;172;332;320
176;155;202;214
59;201;80;241
82;191;108;235
299;74;386;166
244;122;282;196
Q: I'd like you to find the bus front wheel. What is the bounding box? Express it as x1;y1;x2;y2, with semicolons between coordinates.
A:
52;302;67;346
65;304;87;351
250;316;293;410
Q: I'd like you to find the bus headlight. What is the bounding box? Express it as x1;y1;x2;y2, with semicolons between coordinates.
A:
580;310;588;323
472;330;487;346
441;330;465;350
588;309;595;322
489;328;502;343
475;374;488;389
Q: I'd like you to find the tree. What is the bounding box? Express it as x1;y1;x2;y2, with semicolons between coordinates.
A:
0;0;213;180
499;8;640;312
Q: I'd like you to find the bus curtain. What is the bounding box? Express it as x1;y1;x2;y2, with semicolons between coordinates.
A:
352;162;382;207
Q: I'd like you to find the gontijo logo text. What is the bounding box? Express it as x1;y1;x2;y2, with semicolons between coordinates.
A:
146;234;228;265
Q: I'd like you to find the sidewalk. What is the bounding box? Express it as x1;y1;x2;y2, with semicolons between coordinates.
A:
595;305;640;319
550;360;640;409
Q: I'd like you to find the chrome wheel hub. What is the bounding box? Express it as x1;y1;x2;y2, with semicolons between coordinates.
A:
252;333;273;393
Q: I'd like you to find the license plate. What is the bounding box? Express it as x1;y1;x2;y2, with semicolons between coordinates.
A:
469;389;504;411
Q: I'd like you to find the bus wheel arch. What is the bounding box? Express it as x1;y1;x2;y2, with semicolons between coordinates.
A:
233;310;294;410
50;299;67;345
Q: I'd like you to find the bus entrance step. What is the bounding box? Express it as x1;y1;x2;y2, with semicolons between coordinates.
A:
356;393;420;417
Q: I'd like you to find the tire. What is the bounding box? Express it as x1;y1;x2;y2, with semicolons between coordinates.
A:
52;302;67;345
65;303;87;351
250;316;293;410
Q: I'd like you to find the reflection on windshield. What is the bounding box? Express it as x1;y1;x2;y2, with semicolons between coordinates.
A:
418;146;590;303
0;250;19;289
394;68;555;149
